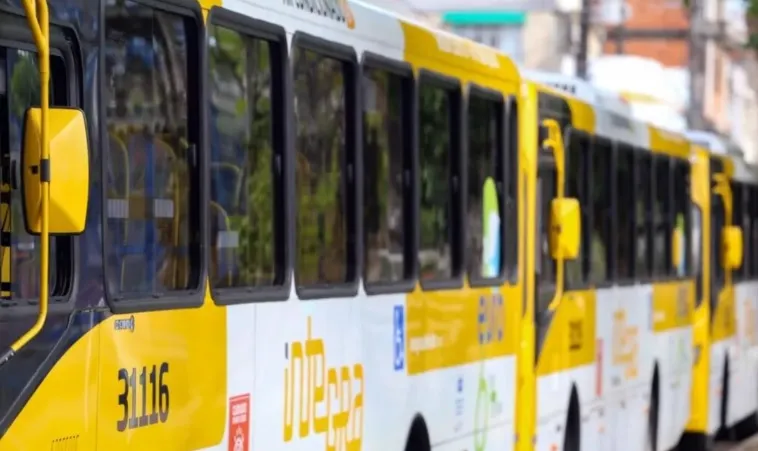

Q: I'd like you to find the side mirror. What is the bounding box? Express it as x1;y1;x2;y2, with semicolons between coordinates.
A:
721;226;743;270
550;197;581;261
22;107;89;235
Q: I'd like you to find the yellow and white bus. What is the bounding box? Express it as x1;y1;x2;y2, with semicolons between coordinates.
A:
2;0;525;449
520;72;696;451
0;0;708;450
678;130;757;451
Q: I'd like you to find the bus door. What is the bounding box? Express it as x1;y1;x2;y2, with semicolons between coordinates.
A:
534;119;581;365
710;162;742;336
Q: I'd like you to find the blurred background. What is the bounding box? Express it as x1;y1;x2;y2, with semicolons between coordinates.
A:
365;0;758;163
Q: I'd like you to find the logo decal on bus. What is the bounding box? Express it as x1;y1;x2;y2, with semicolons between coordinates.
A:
114;315;135;333
228;394;250;451
283;317;364;450
282;0;356;29
393;305;405;371
612;309;639;381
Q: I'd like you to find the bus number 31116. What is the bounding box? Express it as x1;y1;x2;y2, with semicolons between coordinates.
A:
116;362;170;431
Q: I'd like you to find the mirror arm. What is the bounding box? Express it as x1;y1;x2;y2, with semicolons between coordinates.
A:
2;0;52;369
542;119;566;311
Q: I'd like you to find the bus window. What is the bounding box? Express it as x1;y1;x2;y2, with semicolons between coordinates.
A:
754;186;758;278
292;46;355;287
417;77;462;284
0;48;72;301
536;162;556;313
712;188;725;303
616;144;635;280
104;3;200;296
466;91;504;282
636;152;653;279
207;24;286;291
565;131;590;288
362;65;413;286
653;156;673;277
673;160;691;278
733;183;745;280
591;138;612;283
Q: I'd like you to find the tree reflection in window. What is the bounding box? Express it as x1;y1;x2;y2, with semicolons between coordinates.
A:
418;82;455;281
292;47;348;286
362;67;407;284
208;25;284;289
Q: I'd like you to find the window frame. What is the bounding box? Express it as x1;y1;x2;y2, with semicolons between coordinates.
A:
0;10;82;311
635;149;654;283
360;52;417;296
101;0;206;313
466;83;507;288
416;69;464;291
205;7;291;305
290;31;359;300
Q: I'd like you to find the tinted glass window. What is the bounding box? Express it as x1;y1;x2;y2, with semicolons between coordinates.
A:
636;153;652;278
362;67;410;285
591;139;612;282
104;2;199;295
292;47;352;286
418;81;459;281
207;25;285;290
653;157;672;276
565;132;590;287
673;160;691;277
466;94;503;280
616;145;635;279
0;49;71;300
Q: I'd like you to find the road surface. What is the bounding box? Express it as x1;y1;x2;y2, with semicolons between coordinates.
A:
717;435;758;451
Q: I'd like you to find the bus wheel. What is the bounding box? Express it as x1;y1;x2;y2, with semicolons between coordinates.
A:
563;389;580;451
647;369;660;451
404;415;430;451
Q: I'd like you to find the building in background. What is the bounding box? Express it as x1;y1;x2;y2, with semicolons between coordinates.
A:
365;0;604;72
595;0;758;162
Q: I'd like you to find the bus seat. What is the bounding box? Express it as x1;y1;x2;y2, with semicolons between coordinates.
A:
108;132;130;198
211;162;243;213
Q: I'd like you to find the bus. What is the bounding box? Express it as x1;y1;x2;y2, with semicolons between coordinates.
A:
0;1;702;451
679;130;757;451
1;0;526;449
521;72;696;451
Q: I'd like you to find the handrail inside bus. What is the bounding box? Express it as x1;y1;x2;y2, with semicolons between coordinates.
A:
0;0;51;367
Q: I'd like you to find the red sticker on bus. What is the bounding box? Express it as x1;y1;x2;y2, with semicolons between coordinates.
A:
228;394;250;451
